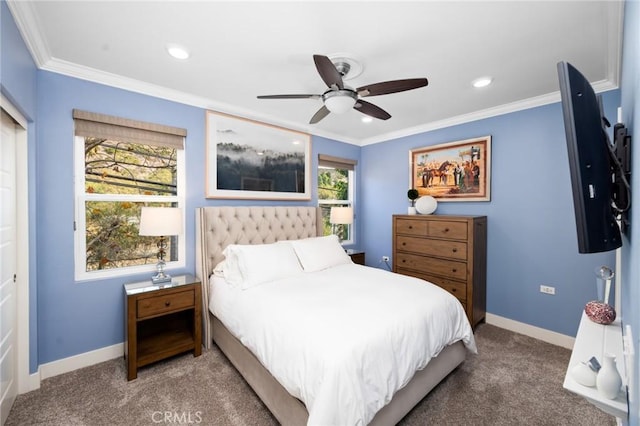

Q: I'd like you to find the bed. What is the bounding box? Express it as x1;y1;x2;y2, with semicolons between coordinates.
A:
195;206;475;425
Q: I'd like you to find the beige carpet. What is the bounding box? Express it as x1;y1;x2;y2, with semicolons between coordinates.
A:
7;324;616;425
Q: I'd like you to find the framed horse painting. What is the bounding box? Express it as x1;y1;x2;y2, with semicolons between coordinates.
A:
409;136;491;202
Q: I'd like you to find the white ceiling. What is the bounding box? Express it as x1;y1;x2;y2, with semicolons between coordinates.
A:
7;1;623;146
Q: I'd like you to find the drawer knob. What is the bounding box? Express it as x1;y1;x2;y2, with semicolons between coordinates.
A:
402;260;406;263
452;248;457;253
402;242;406;246
452;268;457;273
408;225;413;229
165;301;171;307
444;228;450;233
451;288;457;293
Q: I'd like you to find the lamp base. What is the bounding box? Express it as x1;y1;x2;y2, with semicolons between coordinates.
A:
151;274;172;285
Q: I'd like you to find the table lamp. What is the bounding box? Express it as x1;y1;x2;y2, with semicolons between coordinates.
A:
139;207;182;284
330;206;353;242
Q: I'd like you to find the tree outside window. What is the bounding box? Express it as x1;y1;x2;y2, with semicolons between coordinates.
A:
83;138;178;271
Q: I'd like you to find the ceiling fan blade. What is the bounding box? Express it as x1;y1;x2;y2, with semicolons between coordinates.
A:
257;94;321;99
309;105;331;124
357;78;428;97
354;100;391;120
313;54;344;89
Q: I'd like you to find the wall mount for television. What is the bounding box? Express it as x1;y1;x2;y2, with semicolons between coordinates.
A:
608;121;632;234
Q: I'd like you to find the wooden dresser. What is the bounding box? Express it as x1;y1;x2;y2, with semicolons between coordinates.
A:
392;215;487;327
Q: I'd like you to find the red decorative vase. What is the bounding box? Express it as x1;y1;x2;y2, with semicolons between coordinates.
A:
585;300;616;325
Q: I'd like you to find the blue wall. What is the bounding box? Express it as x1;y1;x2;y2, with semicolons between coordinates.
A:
360;95;619;337
1;0;39;373
620;1;639;424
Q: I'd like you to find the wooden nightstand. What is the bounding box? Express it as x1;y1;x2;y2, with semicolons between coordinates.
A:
346;249;365;265
124;274;202;380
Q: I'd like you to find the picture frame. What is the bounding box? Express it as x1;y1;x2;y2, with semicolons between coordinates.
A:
409;136;491;202
205;111;311;200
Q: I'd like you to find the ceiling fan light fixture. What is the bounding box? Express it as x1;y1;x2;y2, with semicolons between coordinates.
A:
323;90;357;114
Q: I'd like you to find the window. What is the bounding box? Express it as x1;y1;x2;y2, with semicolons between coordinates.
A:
73;110;186;280
317;154;356;244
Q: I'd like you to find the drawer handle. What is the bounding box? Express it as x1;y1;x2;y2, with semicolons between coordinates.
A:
408;225;413;229
402;242;406;246
443;228;450;233
452;248;457;253
402;260;406;263
451;288;457;293
165;301;171;307
452;268;457;273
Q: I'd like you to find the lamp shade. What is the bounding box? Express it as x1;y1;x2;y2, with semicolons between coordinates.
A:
139;207;182;236
330;207;353;225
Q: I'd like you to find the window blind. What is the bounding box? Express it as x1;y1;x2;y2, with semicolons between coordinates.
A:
73;109;186;149
318;154;357;170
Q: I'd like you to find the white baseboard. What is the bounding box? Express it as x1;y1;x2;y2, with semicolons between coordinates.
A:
20;371;41;394
486;313;575;349
39;343;124;381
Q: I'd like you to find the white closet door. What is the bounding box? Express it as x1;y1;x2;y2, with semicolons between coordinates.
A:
0;109;19;424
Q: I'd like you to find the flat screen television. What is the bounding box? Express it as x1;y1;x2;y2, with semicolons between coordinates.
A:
557;61;631;254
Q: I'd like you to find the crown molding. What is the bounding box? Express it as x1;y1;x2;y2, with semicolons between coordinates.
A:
37;57;622;148
361;78;619;147
6;0;50;67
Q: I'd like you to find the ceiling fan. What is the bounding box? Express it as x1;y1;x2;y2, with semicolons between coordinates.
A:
257;54;428;124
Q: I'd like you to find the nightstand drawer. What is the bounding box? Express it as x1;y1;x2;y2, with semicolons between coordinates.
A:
396;235;467;260
137;289;194;318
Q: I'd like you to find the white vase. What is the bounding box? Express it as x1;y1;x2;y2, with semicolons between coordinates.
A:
596;353;622;399
408;206;417;215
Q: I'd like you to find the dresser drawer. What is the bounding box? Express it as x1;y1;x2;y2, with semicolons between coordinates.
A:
396;235;467;261
137;289;194;319
396;268;467;302
428;221;468;240
395;252;467;281
395;218;428;236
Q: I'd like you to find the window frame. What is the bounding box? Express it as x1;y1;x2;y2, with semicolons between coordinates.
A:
73;135;186;282
317;155;356;245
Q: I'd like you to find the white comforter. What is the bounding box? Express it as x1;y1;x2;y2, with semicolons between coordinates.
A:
210;263;476;426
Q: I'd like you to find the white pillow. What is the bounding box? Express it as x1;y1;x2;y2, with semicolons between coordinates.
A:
290;234;353;272
218;249;244;287
222;242;303;290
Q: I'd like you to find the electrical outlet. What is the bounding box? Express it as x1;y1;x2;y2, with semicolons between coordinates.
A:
381;256;390;262
540;285;556;295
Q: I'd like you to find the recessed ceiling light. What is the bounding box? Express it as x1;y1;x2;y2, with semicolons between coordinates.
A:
472;77;493;88
166;44;190;60
361;116;373;123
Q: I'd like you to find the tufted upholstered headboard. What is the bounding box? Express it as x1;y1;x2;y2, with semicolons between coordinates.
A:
195;206;323;348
